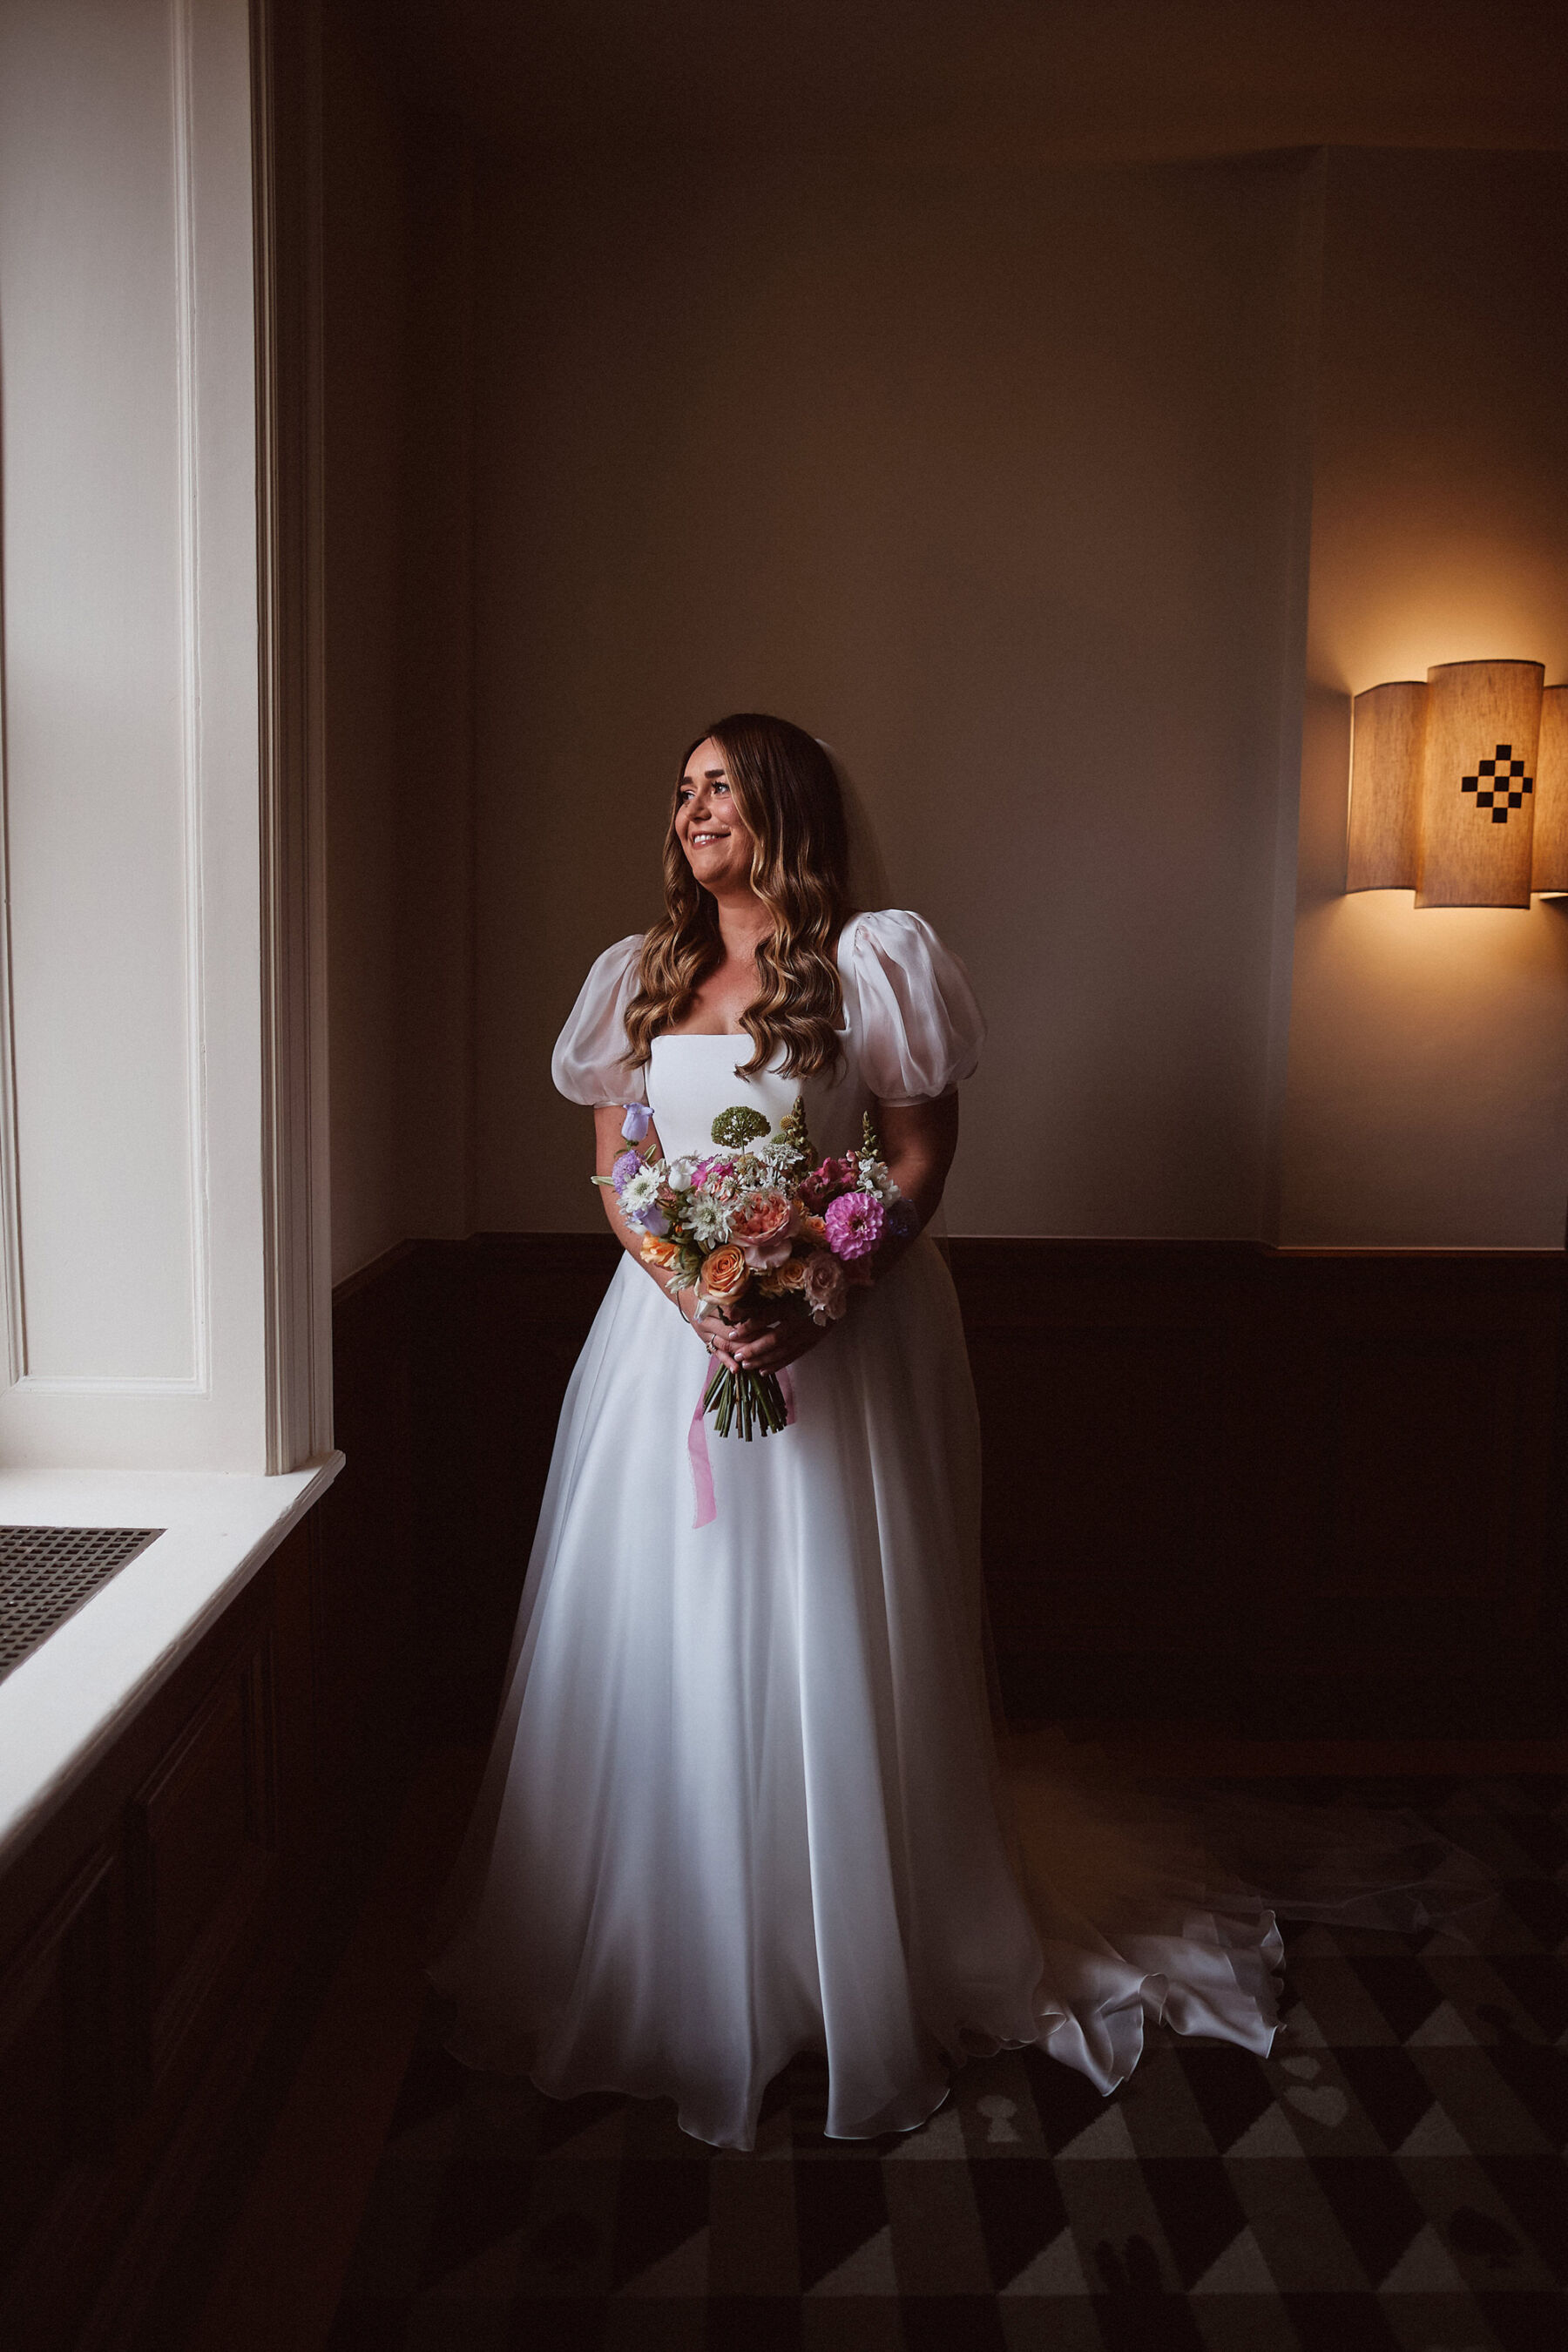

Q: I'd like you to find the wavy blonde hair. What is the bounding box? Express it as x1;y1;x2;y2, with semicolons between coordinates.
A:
624;713;852;1080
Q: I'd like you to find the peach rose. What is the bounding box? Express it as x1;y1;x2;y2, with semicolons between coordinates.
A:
757;1254;808;1298
801;1248;848;1324
801;1213;828;1247
700;1244;752;1309
728;1188;801;1269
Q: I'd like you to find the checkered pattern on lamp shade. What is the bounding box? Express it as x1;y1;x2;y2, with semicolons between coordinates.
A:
329;1777;1568;2350
1461;742;1535;824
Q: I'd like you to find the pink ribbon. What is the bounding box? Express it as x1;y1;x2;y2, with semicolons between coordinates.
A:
688;1361;795;1528
687;1382;718;1529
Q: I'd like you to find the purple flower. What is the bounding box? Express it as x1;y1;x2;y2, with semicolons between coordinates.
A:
824;1190;885;1261
620;1102;652;1143
885;1199;918;1240
612;1150;642;1194
627;1202;668;1235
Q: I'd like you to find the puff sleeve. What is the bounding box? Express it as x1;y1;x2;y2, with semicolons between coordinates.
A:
844;909;985;1104
551;935;647;1107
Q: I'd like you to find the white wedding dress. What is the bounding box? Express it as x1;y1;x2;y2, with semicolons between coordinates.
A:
429;911;1287;2150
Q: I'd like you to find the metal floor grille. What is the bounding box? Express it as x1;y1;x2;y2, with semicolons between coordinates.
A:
0;1525;163;1682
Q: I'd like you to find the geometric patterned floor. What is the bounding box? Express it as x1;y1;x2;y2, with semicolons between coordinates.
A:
327;1779;1568;2350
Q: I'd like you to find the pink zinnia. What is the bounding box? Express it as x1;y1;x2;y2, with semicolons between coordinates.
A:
824;1190;884;1261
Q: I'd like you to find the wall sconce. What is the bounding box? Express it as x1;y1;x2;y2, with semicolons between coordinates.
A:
1346;659;1568;906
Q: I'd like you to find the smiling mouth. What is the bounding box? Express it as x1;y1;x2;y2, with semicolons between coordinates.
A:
690;830;730;845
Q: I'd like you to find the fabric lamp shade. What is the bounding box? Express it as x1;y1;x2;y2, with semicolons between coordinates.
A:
1346;680;1427;890
1414;660;1544;908
1344;660;1566;904
1531;685;1568;895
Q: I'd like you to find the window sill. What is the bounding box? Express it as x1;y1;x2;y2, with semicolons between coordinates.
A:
0;1455;344;1866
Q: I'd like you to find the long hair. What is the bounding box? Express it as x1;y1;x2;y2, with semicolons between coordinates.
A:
624;713;853;1079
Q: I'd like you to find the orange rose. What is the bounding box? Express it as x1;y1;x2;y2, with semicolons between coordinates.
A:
640;1234;679;1271
801;1213;828;1247
700;1244;752;1308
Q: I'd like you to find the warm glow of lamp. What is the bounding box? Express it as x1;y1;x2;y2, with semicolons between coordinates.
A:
1345;659;1568;908
1346;680;1426;890
1531;685;1568;895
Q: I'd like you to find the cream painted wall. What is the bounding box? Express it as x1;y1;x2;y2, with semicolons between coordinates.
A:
322;15;476;1283
321;14;409;1287
470;154;1317;1237
322;125;1568;1255
1280;150;1568;1247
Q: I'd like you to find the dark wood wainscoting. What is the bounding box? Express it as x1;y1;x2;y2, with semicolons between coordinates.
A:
0;1253;421;2352
409;1232;1568;1742
955;1240;1566;1732
0;1532;320;2352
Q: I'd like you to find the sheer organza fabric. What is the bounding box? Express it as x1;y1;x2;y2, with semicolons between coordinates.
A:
429;912;1303;2149
546;910;987;1113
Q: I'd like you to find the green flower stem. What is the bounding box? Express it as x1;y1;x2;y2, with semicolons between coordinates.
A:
700;1362;788;1442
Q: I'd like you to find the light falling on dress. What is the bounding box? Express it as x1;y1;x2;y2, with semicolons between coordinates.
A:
429;911;1286;2150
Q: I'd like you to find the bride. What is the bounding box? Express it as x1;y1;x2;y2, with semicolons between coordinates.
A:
429;711;1286;2151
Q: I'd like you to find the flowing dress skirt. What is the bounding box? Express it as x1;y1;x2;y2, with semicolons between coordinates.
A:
430;1238;1286;2151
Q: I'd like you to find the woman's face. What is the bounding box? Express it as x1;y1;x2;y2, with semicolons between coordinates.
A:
675;737;756;896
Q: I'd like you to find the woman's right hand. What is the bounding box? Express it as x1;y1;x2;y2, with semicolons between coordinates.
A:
678;1286;723;1355
695;1295;825;1375
680;1288;754;1372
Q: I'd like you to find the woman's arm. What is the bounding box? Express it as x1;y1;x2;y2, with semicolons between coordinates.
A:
592;1105;712;1342
875;1091;960;1252
728;1092;960;1375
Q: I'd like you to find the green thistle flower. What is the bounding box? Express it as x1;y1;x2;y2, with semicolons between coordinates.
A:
711;1104;770;1150
862;1111;883;1159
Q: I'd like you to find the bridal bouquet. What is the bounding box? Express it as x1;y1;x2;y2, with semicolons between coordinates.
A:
598;1096;916;1439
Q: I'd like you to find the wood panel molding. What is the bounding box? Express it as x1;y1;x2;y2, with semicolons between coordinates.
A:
129;1639;278;2093
0;1560;294;2352
0;1844;120;2328
951;1237;1565;1725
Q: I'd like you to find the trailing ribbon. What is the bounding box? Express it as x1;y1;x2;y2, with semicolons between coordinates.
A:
688;1360;795;1528
687;1383;718;1529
